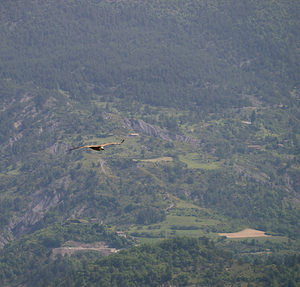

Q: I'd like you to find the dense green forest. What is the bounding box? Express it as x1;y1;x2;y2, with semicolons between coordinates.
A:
0;0;299;286
1;234;300;286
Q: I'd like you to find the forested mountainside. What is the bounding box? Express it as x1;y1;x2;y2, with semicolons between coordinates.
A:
1;0;299;108
2;235;300;286
0;0;300;286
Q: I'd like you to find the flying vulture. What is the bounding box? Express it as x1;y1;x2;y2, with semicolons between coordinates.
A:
69;139;125;152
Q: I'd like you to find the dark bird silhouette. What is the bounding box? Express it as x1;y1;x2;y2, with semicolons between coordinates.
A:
69;139;125;152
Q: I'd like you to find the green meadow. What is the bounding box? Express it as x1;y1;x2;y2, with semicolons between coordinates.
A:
179;153;222;170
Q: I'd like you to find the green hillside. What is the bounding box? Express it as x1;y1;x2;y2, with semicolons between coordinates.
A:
0;0;300;285
1;235;299;286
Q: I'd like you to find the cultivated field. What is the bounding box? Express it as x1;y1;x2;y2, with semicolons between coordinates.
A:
219;228;270;238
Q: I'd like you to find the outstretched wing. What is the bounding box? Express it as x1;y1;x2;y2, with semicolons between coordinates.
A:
69;139;124;151
69;144;101;151
101;139;125;148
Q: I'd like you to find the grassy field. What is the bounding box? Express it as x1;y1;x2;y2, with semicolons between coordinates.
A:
133;157;173;163
179;153;222;170
127;195;222;243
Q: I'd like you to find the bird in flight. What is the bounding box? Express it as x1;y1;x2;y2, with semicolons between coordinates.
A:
69;139;125;152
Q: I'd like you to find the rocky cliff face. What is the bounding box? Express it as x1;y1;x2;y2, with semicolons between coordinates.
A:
0;175;69;248
0;92;69;247
12;187;62;237
123;118;201;146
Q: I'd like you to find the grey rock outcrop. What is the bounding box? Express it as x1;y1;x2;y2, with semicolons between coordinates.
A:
123;118;201;146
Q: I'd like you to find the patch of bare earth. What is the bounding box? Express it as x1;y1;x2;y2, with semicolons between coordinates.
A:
219;228;270;238
51;240;118;259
